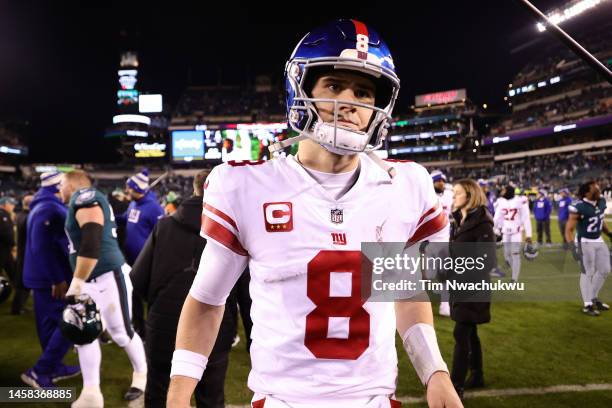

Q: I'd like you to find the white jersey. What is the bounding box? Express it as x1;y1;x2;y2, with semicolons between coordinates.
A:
199;154;448;401
437;187;453;217
494;196;532;237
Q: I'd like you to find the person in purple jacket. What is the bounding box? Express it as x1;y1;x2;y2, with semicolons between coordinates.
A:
116;169;164;339
533;189;552;246
478;179;496;216
556;188;572;249
116;170;165;266
21;172;80;388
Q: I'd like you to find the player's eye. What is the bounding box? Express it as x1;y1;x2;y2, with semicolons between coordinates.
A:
327;82;341;92
355;88;374;100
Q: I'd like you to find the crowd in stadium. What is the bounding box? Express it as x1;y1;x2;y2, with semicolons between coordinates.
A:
173;85;285;121
492;83;611;135
449;151;611;191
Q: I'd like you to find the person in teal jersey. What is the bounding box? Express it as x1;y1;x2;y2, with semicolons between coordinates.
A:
60;170;147;408
565;180;612;317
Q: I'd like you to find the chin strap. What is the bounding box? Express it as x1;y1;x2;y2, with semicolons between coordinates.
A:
268;134;308;154
366;151;396;179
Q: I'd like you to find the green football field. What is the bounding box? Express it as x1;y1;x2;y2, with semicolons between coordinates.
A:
1;218;611;407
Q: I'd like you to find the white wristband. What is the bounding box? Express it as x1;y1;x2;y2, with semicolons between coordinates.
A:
402;323;449;386
170;349;208;380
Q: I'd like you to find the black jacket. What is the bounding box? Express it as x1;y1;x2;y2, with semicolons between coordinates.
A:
0;208;15;267
15;209;28;281
448;206;495;324
130;195;237;357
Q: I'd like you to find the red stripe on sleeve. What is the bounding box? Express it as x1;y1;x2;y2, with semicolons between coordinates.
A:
252;398;266;408
204;203;238;230
417;202;439;226
407;211;448;246
201;215;248;256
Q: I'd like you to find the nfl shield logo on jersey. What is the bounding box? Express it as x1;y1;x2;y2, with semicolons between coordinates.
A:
330;208;343;224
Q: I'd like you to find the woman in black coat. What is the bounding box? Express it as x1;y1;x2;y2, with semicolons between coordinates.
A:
448;178;496;398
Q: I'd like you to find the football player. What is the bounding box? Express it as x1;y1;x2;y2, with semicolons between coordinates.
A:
60;170;147;407
477;179;496;216
432;170;453;217
493;185;533;282
431;170;453;317
565;180;611;317
168;20;462;408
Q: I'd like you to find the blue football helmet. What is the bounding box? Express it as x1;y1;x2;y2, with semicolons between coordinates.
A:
271;19;400;157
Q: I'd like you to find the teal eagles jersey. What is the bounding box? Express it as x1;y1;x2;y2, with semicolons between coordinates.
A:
569;198;607;240
65;188;125;280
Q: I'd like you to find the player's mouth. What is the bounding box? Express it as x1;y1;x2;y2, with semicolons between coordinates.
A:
336;119;359;128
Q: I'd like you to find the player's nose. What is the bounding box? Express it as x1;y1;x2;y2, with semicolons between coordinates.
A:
338;87;360;101
336;89;358;111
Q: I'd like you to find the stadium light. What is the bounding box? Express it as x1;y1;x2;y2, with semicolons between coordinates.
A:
536;0;607;32
126;130;148;137
518;0;612;83
553;123;577;132
35;165;58;173
0;146;24;155
138;94;163;113
112;114;151;125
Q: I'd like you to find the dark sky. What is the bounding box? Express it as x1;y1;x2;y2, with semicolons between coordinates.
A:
0;0;572;163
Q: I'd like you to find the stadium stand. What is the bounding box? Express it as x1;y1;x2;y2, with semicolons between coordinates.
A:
386;96;477;163
0;120;29;168
171;76;286;126
491;20;612;137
